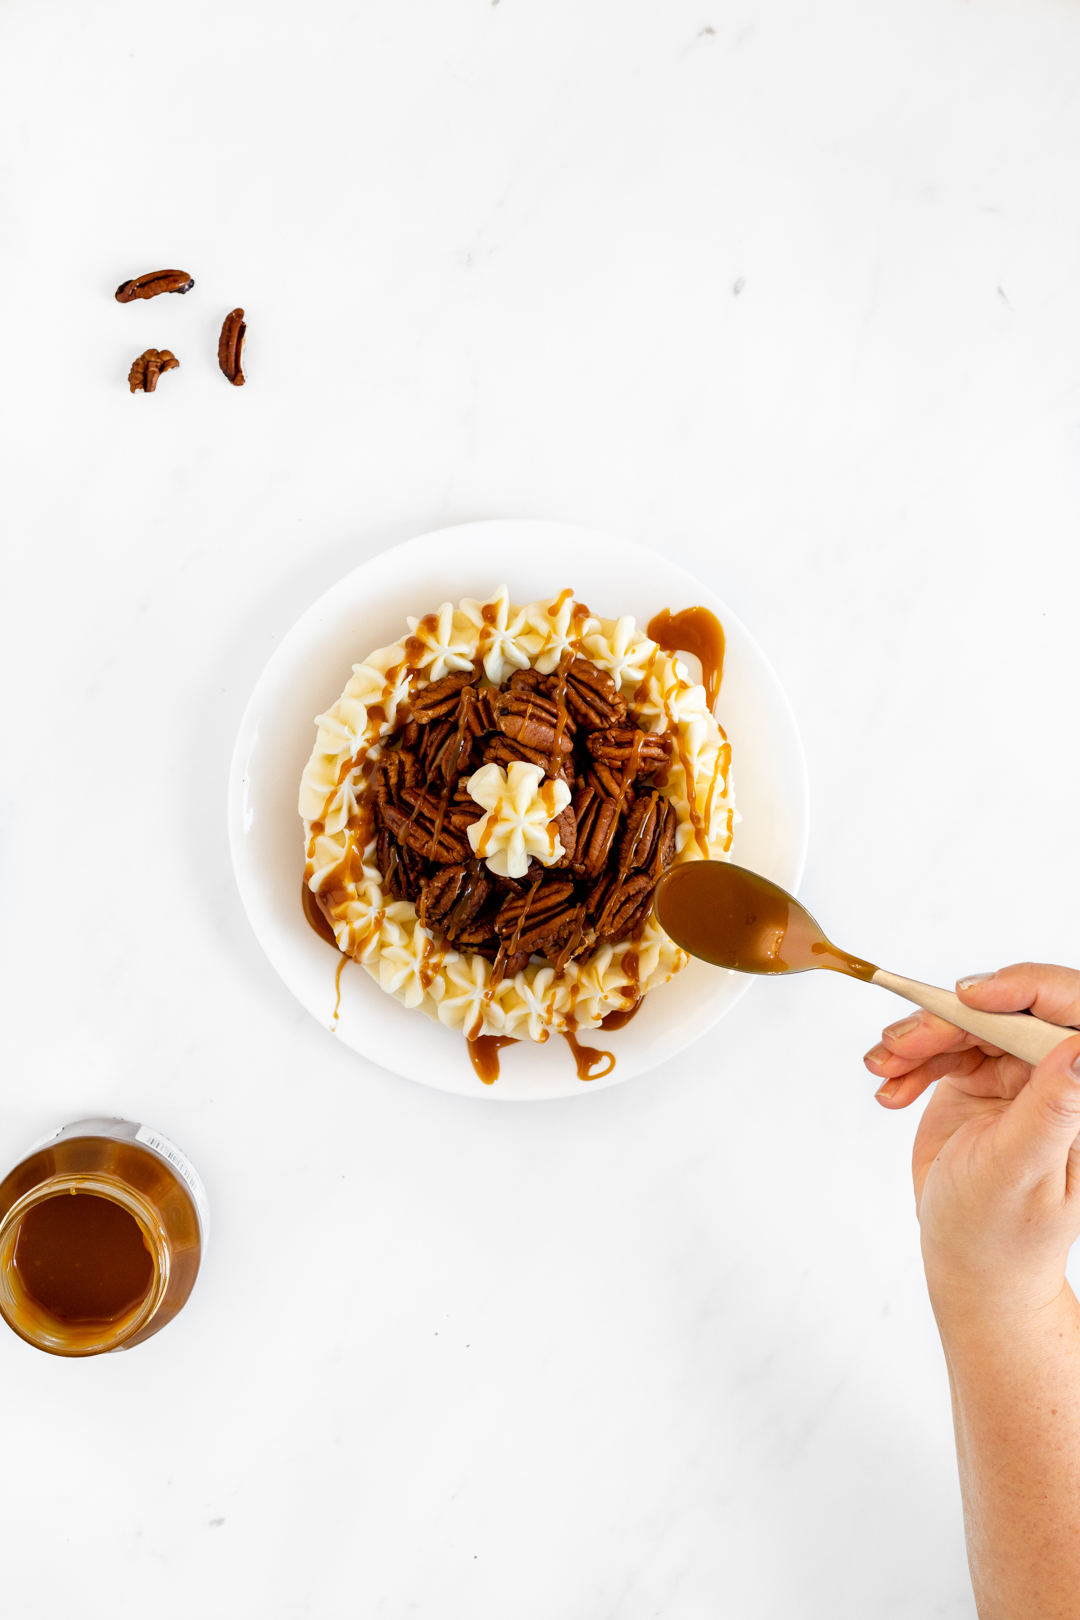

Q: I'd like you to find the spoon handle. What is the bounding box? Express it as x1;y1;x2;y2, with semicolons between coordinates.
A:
871;969;1075;1067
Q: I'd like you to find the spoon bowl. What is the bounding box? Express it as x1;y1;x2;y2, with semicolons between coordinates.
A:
654;860;1073;1069
654;861;877;979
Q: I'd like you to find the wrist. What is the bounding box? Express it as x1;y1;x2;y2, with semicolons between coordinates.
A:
920;1214;1074;1319
926;1262;1074;1348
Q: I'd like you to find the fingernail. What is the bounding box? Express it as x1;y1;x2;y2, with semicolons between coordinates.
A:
957;971;996;990
875;1083;897;1101
1070;1054;1080;1083
886;1014;922;1039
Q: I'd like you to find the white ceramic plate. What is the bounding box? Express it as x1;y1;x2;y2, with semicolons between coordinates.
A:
228;520;809;1101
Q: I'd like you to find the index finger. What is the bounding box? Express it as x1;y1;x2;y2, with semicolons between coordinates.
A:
875;1008;998;1065
955;962;1080;1026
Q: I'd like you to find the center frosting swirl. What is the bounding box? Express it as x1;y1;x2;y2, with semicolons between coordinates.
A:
465;761;572;879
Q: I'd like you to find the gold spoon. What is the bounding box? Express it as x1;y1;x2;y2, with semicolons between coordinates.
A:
653;860;1073;1067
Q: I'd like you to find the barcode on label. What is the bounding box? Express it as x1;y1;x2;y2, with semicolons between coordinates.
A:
135;1125;210;1239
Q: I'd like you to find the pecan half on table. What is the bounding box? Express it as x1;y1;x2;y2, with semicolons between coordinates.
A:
128;349;179;393
115;270;195;302
218;308;246;386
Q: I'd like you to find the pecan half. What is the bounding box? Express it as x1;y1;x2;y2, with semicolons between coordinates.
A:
587;726;670;771
418;862;494;941
373;748;421;815
586;726;670;794
409;671;474;723
550;803;577;869
482;734;573;782
392;786;472;864
591;871;655;942
562;658;627;728
463;686;498;735
437;725;479;784
470;942;531;976
550;901;595;971
128;348;179;393
115;269;194;303
493;690;574;759
218;307;246;385
446;780;486;832
488;858;543;896
570;776;624;880
494;879;578;957
618;792;677;877
414;717;459;779
376;828;427;902
506;667;556;697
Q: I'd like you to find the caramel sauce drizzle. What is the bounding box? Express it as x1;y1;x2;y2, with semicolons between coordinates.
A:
599;999;642;1032
547;647;574;772
647;606;725;714
331;954;347;1028
643;604;729;859
468;1034;517;1084
302;880;338;946
561;1031;615;1081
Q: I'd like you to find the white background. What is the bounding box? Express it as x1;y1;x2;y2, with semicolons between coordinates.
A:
1;1;1079;1616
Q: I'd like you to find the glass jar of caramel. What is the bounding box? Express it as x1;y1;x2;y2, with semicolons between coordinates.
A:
0;1118;208;1357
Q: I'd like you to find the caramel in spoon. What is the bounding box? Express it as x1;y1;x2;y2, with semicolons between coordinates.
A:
653;860;1073;1068
654;861;877;979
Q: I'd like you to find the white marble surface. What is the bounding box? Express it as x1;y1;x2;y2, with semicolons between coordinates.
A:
2;1;1079;1614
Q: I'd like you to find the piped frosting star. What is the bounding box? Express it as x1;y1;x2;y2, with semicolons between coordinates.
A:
465;761;572;879
459;586;531;684
404;601;475;681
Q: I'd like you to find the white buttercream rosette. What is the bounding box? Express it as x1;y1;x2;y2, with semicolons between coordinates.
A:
299;588;736;1042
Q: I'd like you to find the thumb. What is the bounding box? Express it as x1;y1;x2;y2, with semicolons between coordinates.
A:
998;1032;1080;1179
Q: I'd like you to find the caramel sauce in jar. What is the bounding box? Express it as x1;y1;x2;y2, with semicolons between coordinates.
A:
0;1119;207;1357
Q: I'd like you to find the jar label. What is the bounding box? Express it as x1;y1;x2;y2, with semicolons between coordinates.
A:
134;1127;211;1242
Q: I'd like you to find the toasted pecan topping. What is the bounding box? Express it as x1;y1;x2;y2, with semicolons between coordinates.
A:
619;792;677;878
376;829;427;902
218;307;246;385
481;733;573;782
570;776;625;880
380;788;472;865
418;862;495;942
366;641;679;974
590;871;656;942
409;671;474;722
128;348;179;393
562;658;627;728
493;689;575;760
494;879;578;957
115;270;194;303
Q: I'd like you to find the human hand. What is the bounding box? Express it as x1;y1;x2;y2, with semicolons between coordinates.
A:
864;964;1080;1319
